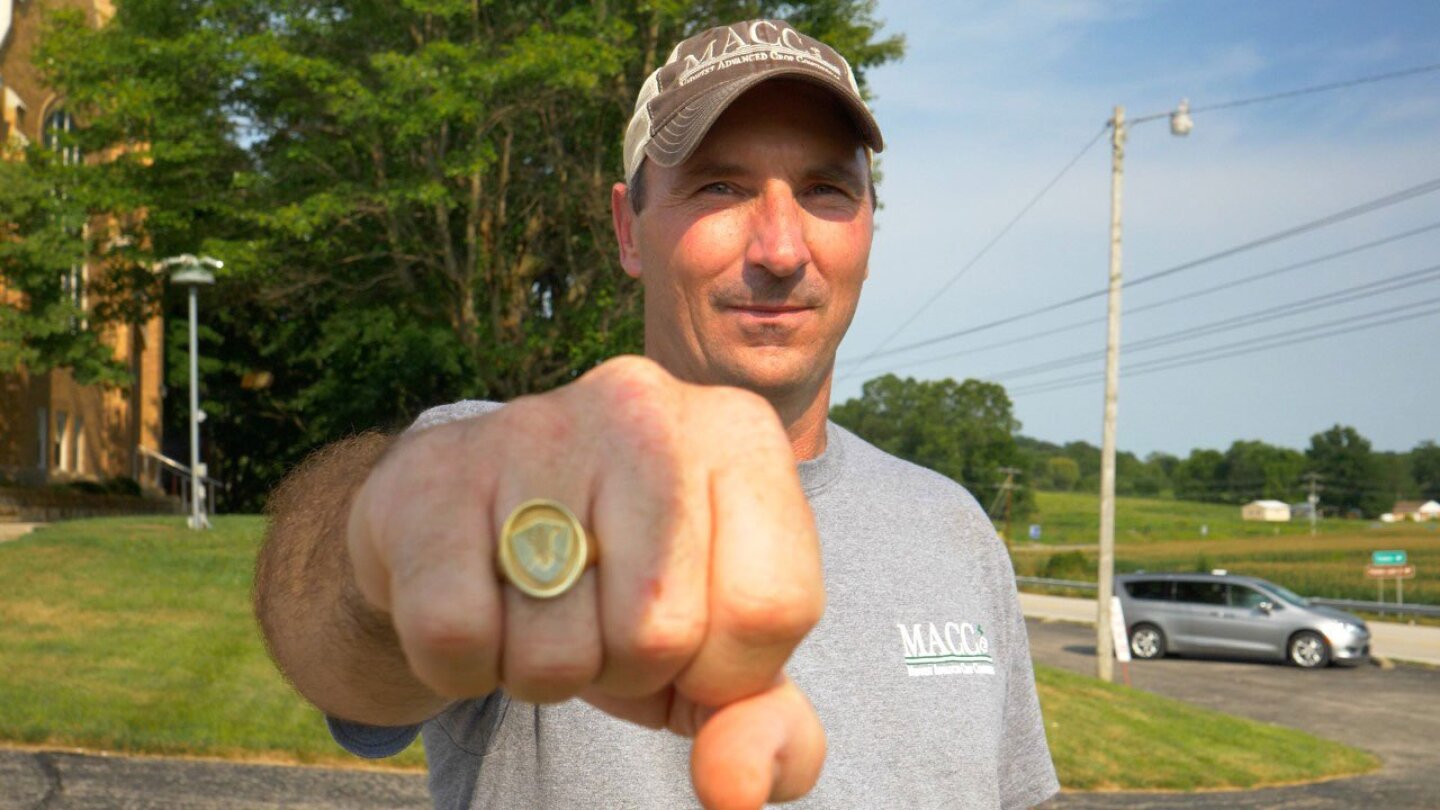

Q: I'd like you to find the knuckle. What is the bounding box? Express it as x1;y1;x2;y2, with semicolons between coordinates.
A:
398;604;496;659
493;394;574;451
718;585;822;647
588;355;674;397
505;646;599;697
621;613;707;667
703;387;785;444
397;602;498;677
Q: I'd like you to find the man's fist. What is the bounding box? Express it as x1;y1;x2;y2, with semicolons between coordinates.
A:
345;356;827;807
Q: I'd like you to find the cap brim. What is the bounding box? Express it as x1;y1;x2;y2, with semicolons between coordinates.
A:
644;70;884;171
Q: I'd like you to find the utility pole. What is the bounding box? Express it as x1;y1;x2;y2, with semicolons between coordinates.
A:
1096;99;1192;683
1096;105;1126;684
1303;473;1324;537
998;467;1022;551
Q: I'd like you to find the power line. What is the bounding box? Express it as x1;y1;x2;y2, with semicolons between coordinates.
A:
840;221;1440;380
1010;301;1440;396
846;124;1111;371
1130;60;1440;123
839;175;1440;369
985;262;1440;382
1013;297;1440;394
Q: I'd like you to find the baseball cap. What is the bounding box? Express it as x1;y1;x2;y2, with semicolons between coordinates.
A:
622;19;884;186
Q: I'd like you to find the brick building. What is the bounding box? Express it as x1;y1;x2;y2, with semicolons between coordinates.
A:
1;0;164;488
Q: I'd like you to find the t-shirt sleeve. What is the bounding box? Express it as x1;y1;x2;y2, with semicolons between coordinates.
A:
408;399;504;433
997;578;1061;809
325;399;504;758
327;715;422;759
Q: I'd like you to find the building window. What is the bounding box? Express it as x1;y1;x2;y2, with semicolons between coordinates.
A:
54;410;69;472
43;109;80;166
36;408;48;470
60;263;86;330
74;415;86;474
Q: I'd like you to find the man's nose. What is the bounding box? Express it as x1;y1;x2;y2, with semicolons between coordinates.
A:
745;182;812;278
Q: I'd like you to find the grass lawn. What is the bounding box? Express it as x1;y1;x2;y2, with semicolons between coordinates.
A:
0;516;1380;790
1035;664;1378;790
0;516;422;768
1014;492;1440;605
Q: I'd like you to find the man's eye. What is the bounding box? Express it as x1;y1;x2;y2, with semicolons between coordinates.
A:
700;182;735;195
811;183;854;198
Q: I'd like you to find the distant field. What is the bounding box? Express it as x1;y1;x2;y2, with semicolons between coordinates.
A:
1023;491;1366;545
1011;492;1440;604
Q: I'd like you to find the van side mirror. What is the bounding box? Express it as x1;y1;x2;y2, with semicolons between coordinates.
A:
1257;601;1274;615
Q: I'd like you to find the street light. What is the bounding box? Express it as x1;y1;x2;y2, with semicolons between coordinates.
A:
159;254;222;531
1095;101;1190;683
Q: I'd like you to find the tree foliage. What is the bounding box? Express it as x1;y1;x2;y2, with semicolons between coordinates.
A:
1306;424;1386;517
7;0;903;508
831;374;1032;521
1411;441;1440;501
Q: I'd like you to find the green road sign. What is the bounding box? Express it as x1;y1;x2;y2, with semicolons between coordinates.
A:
1372;550;1407;566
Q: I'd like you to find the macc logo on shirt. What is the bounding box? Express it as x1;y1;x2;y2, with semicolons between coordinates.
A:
897;621;996;677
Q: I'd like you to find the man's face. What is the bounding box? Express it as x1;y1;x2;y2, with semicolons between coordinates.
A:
613;80;874;400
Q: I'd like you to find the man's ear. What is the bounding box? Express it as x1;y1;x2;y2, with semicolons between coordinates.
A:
611;182;643;279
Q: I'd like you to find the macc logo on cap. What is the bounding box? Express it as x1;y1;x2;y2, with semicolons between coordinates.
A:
623;19;884;185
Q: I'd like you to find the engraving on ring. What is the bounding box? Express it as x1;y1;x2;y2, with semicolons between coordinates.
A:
514;521;571;583
499;500;588;598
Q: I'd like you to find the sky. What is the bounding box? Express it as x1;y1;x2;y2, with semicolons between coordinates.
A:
836;0;1440;458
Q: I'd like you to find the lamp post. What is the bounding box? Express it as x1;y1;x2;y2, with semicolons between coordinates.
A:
1096;100;1191;682
160;254;222;530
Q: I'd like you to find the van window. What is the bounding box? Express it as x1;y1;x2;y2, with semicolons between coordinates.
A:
1125;580;1171;600
1174;581;1226;605
1229;585;1270;609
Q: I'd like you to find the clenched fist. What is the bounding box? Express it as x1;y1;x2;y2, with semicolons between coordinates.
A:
346;356;827;808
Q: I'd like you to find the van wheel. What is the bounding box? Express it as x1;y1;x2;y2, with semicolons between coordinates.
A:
1129;624;1166;660
1288;631;1330;668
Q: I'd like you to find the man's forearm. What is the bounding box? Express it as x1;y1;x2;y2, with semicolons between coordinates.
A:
254;432;449;725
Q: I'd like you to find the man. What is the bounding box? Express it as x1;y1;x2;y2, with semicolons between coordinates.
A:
255;19;1059;810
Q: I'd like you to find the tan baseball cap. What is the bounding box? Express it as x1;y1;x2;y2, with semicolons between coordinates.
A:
623;19;884;185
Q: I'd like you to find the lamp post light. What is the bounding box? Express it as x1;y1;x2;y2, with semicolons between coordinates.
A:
1096;101;1190;683
160;254;222;531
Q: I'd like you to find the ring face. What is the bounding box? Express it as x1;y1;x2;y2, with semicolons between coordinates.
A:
498;499;589;599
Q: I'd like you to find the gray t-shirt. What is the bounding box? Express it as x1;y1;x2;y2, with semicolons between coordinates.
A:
332;401;1059;809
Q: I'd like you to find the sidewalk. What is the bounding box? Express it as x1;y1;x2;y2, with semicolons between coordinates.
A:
1018;592;1440;666
0;523;43;543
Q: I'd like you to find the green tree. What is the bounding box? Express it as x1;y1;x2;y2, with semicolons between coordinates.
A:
830;374;1032;520
1059;440;1101;492
1045;456;1080;491
1306;425;1385;517
17;0;903;509
1410;441;1440;501
1173;448;1223;502
0;130;146;385
1217;440;1306;504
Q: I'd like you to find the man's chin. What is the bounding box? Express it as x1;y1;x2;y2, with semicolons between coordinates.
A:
708;351;828;398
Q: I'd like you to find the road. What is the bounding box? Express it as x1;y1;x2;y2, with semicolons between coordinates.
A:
0;748;429;810
1027;618;1440;808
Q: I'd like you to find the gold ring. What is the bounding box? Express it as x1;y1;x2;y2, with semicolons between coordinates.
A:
497;499;593;599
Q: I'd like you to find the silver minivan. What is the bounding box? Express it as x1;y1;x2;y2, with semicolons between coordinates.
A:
1116;571;1370;668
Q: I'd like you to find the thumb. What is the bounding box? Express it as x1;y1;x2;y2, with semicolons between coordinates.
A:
690;677;826;810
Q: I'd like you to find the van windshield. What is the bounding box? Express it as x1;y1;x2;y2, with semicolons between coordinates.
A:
1258;581;1311;607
